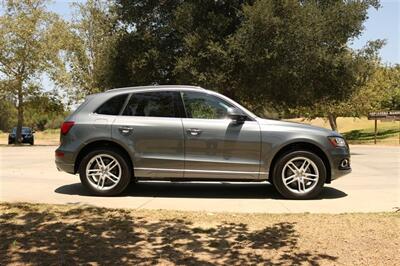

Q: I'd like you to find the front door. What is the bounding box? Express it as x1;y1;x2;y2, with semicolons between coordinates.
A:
112;91;184;178
180;91;261;179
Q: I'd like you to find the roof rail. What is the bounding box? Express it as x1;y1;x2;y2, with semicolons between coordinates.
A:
106;85;204;92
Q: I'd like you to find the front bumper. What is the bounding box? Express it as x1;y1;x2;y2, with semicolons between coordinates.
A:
329;147;351;181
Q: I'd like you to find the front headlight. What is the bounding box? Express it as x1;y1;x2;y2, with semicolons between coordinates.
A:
328;136;347;147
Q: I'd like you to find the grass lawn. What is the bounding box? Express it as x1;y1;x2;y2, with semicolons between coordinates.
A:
0;202;399;265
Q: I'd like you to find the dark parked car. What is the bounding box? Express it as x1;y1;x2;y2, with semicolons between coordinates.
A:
56;85;351;199
8;127;35;145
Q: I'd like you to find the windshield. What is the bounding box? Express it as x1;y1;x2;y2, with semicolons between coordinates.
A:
12;127;31;134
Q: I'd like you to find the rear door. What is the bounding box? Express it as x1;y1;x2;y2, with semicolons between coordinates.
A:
112;91;185;178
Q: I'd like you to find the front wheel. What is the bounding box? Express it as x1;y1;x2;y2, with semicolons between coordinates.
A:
79;148;131;196
272;151;326;199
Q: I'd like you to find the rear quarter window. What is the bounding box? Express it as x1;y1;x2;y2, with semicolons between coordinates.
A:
95;94;128;115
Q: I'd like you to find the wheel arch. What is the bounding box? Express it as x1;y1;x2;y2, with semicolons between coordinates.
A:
269;141;331;183
74;139;134;175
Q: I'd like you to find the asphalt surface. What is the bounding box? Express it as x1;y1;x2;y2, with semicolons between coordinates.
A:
0;145;399;213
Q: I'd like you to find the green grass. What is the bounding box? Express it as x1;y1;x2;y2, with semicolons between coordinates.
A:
343;128;400;141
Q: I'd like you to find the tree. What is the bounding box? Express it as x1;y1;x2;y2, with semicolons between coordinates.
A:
0;99;16;132
0;0;69;143
172;0;253;98
378;65;400;111
294;63;400;132
291;40;384;131
227;0;381;130
110;0;253;92
23;91;65;130
66;0;118;102
110;0;183;87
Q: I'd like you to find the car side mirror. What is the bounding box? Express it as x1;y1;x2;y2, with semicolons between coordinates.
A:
32;130;36;134
227;108;247;124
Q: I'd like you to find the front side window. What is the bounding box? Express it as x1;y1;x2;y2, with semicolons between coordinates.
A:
181;91;234;119
122;91;178;117
95;94;128;115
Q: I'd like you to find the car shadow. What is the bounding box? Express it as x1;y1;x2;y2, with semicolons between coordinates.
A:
55;181;347;200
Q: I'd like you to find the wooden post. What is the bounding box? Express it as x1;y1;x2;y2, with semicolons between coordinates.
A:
374;119;377;144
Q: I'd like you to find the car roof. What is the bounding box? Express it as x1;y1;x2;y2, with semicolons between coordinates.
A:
106;85;205;93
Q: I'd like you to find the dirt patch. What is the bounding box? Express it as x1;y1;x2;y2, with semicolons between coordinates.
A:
0;202;398;265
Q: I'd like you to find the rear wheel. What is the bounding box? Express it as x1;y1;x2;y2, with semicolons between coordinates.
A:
79;148;131;196
272;150;326;199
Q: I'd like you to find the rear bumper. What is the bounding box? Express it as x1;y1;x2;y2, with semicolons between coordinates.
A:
55;148;76;174
55;161;75;174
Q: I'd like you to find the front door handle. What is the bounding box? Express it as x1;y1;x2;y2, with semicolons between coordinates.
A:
187;128;202;136
118;126;133;135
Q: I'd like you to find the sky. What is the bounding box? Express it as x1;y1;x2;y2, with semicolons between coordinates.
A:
349;0;400;65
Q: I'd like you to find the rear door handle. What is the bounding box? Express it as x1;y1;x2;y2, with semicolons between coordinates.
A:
118;126;133;135
187;128;201;136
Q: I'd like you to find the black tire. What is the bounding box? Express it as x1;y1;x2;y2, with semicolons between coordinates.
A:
79;147;131;196
272;150;326;199
8;140;12;145
30;140;34;145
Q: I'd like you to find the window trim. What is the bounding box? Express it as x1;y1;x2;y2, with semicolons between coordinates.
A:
118;93;132;116
178;92;189;118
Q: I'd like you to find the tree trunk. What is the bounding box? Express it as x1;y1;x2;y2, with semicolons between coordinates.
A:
328;113;338;132
15;82;24;144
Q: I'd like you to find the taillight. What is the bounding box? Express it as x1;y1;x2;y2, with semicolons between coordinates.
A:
61;121;75;135
55;151;64;157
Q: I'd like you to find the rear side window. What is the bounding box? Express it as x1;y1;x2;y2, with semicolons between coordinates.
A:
95;94;128;115
122;91;178;117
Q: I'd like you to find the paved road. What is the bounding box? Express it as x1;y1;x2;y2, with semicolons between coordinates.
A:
0;145;399;213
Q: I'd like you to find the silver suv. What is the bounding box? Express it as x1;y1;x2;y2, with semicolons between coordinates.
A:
55;85;351;199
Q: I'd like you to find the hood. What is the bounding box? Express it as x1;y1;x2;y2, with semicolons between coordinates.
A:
256;118;341;137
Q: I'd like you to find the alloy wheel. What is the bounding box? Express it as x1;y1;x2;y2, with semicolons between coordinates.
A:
85;154;122;191
281;156;320;194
